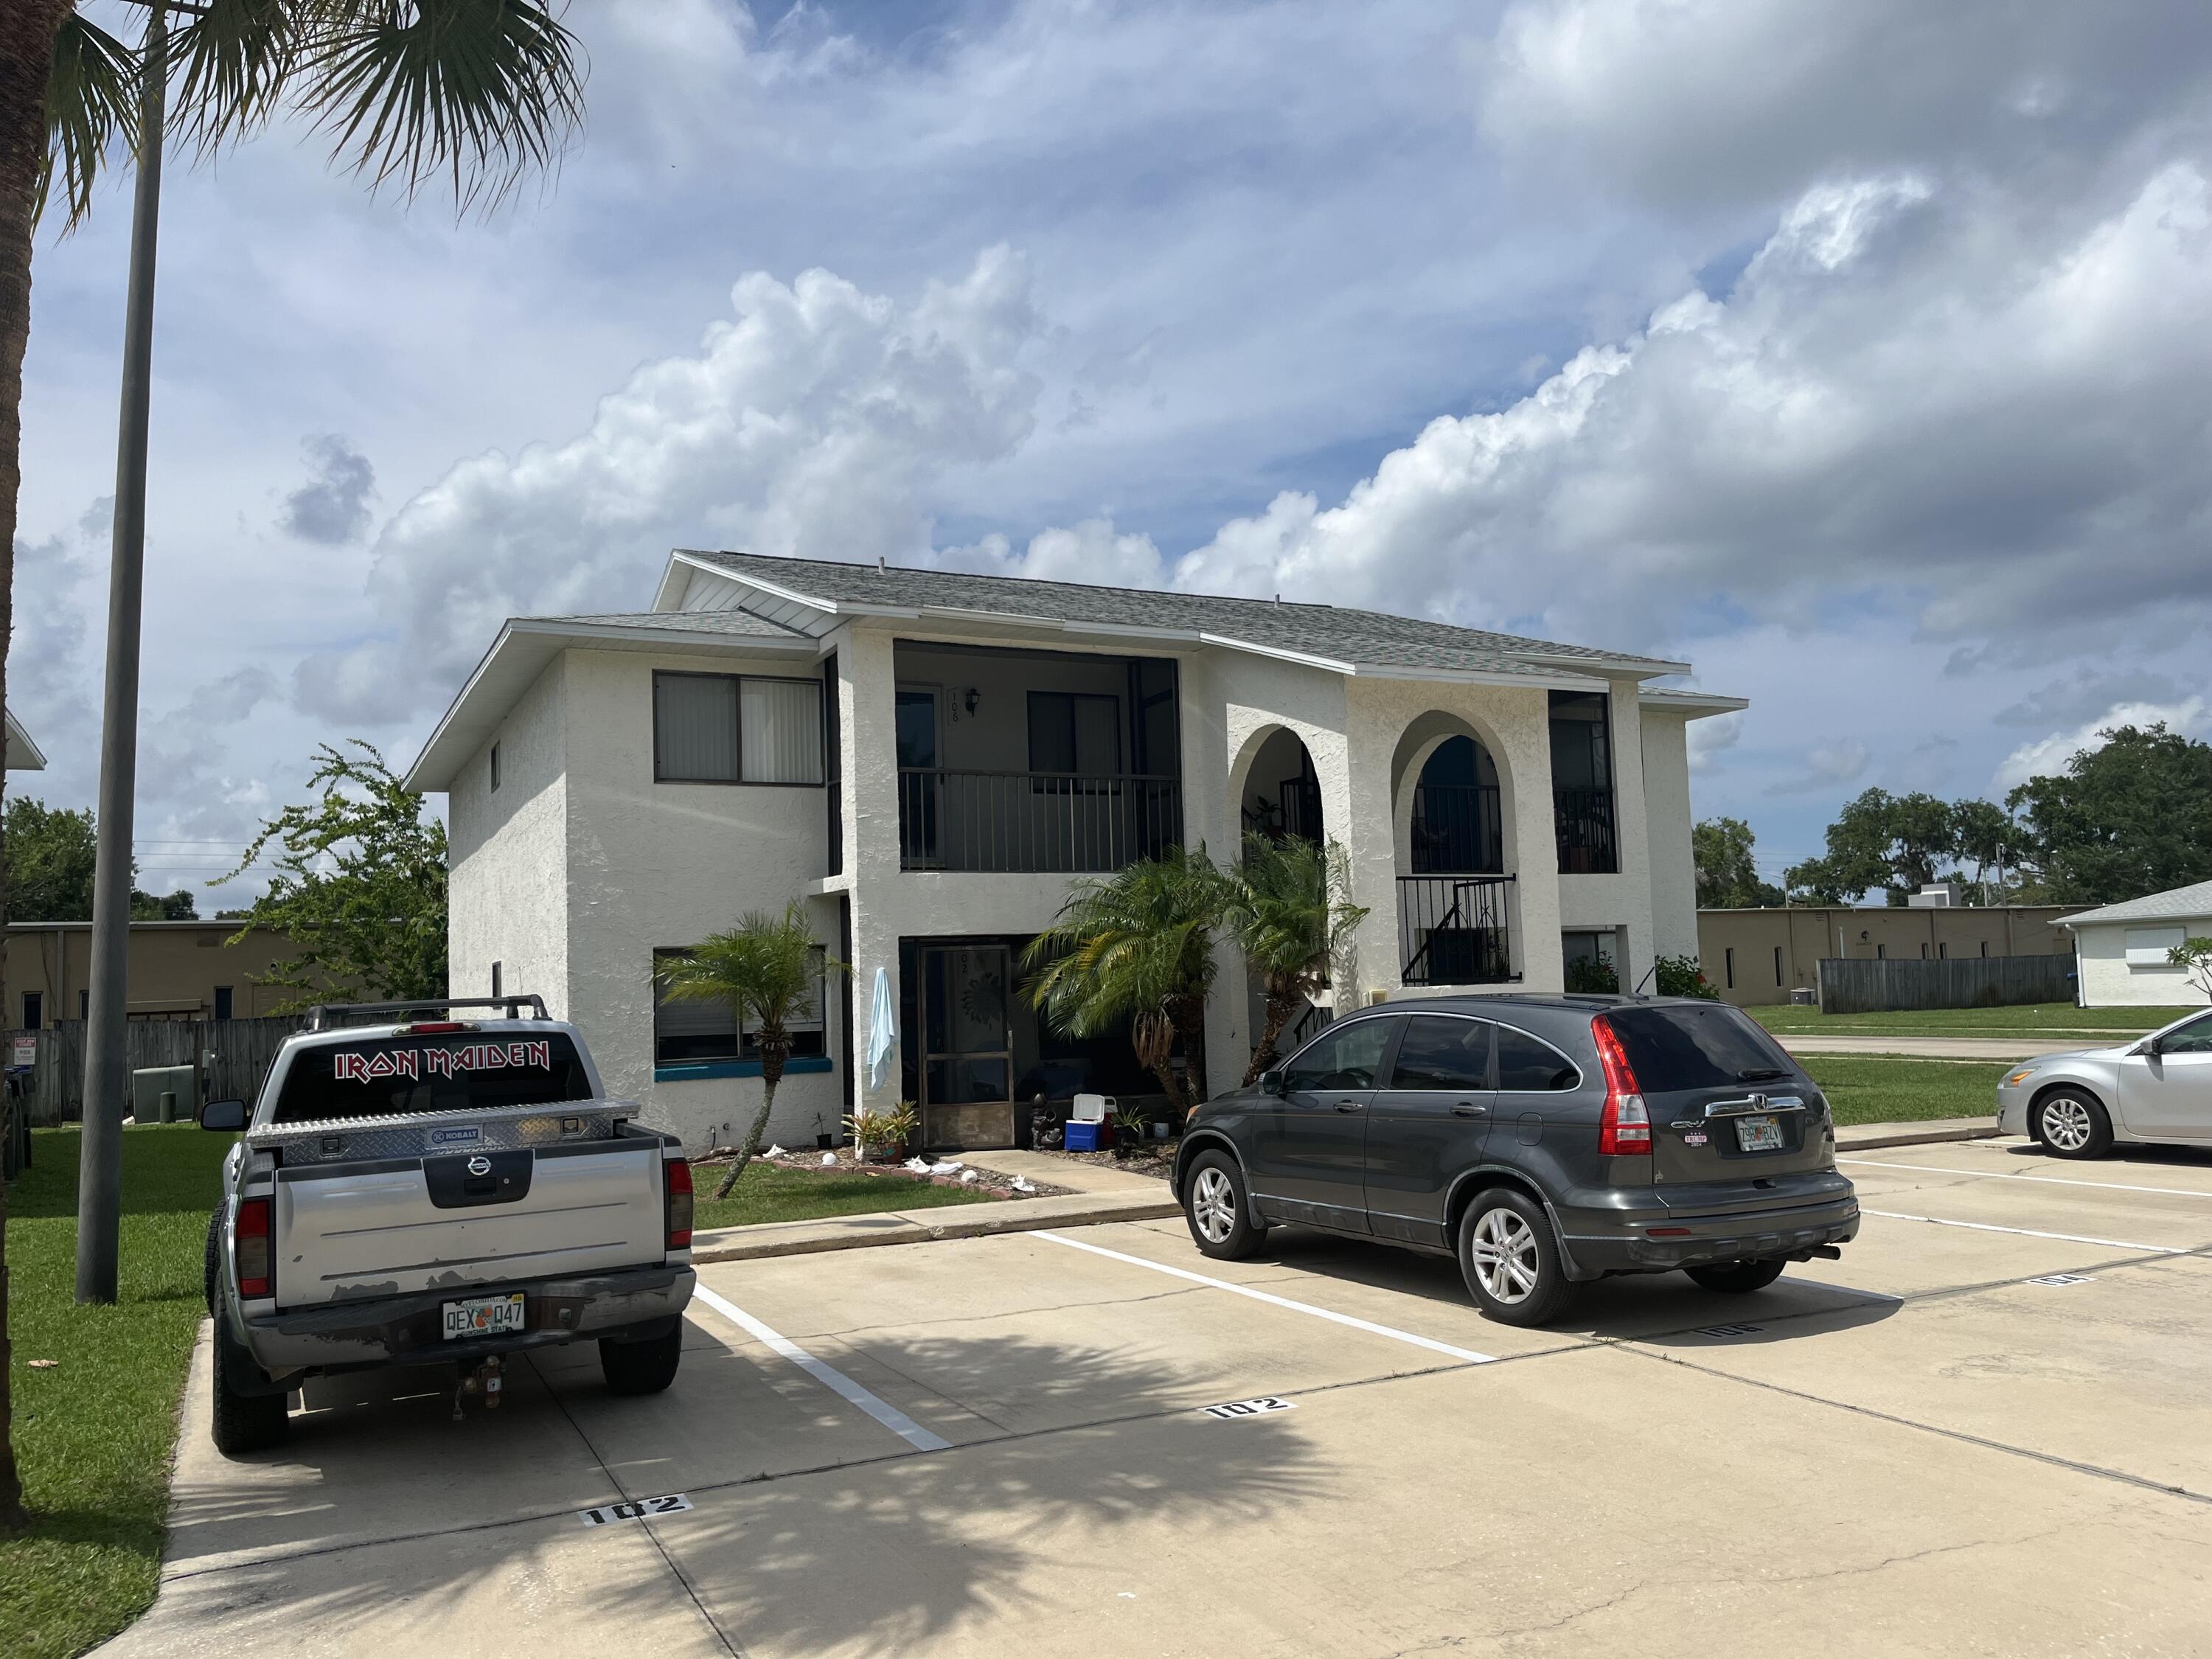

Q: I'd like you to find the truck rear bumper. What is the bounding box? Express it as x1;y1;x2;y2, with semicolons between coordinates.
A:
234;1264;696;1377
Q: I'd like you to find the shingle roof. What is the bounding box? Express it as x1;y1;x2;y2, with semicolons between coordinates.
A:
531;610;811;639
2062;880;2212;928
676;550;1685;678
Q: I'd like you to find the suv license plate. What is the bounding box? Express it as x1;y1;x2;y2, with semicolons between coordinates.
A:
442;1293;526;1341
1734;1115;1784;1152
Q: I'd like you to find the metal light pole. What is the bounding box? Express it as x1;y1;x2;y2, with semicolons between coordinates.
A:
77;0;167;1304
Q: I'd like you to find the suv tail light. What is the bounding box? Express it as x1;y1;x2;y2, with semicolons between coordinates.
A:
664;1157;694;1251
235;1196;273;1298
1592;1016;1652;1158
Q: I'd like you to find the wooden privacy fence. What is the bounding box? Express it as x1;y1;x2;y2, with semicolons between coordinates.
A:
4;1016;308;1127
1816;955;2076;1015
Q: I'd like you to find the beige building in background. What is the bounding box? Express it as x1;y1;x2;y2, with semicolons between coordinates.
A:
7;921;299;1029
1696;905;2083;1006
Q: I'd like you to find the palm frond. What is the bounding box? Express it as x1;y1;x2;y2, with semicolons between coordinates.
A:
169;0;306;159
38;11;142;231
657;905;842;1043
296;0;586;216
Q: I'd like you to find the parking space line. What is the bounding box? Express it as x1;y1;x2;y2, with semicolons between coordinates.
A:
689;1284;954;1453
1037;1231;1500;1363
1862;1208;2197;1254
1841;1158;2212;1202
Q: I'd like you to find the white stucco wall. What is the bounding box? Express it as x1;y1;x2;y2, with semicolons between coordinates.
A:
1638;709;1700;963
448;655;571;1018
2074;919;2212;1008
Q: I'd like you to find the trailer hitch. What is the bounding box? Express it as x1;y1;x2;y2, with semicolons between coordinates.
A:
453;1354;506;1422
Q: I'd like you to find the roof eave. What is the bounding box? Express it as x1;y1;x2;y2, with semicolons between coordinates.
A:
4;706;46;771
1511;650;1695;678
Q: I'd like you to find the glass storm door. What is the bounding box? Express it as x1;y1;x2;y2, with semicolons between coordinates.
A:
919;945;1015;1147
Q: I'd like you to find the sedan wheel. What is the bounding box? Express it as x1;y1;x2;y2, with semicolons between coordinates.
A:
2035;1090;2112;1160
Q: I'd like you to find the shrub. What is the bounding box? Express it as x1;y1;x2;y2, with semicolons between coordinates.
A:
1652;954;1720;1000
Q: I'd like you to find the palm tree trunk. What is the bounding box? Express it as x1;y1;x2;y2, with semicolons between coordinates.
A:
0;0;77;1540
712;1040;788;1200
1243;990;1298;1088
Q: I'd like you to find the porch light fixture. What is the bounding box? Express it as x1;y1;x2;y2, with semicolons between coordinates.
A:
964;688;980;716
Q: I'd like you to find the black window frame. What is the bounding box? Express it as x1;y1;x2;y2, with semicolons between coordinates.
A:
21;990;42;1029
212;986;234;1021
1027;689;1123;785
652;669;827;787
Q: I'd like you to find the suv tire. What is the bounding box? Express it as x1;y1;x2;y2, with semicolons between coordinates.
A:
1458;1189;1579;1326
601;1327;684;1395
1182;1150;1267;1260
2034;1088;2113;1160
1685;1259;1787;1294
211;1293;290;1457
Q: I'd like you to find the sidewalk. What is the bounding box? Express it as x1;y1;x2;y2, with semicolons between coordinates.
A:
688;1149;1179;1266
1833;1116;2002;1151
1781;1035;2093;1061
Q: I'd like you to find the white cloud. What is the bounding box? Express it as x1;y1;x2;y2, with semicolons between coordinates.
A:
1762;737;1870;797
1994;697;2211;793
296;246;1043;719
282;435;377;546
1686;710;1741;774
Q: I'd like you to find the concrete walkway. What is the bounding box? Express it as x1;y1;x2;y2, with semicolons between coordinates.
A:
689;1150;1177;1266
1780;1034;2109;1061
1833;1116;2000;1150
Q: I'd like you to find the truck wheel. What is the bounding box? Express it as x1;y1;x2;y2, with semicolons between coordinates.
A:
204;1207;223;1315
211;1298;290;1457
600;1328;683;1396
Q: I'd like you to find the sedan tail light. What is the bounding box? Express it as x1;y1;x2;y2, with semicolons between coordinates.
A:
664;1157;695;1251
1592;1016;1652;1157
235;1196;273;1298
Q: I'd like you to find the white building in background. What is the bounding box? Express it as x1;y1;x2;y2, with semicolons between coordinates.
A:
405;552;1744;1153
2064;880;2212;1009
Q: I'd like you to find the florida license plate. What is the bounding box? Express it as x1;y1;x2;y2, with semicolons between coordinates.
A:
442;1293;526;1340
1734;1114;1784;1152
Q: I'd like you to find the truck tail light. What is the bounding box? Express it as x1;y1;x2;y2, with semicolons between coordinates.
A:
1592;1017;1652;1157
401;1021;470;1034
664;1157;694;1251
235;1197;273;1298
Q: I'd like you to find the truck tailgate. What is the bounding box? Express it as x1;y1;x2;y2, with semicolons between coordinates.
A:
275;1141;667;1309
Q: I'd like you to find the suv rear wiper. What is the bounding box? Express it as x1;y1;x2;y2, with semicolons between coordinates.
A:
1736;1067;1791;1082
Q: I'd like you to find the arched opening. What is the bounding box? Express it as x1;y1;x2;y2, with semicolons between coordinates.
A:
1409;735;1501;874
1239;726;1323;844
1388;714;1517;989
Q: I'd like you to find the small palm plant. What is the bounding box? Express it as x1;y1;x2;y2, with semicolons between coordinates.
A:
657;905;844;1200
1227;834;1369;1085
1023;845;1228;1117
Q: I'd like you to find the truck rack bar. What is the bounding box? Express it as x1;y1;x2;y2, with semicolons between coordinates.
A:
305;995;550;1032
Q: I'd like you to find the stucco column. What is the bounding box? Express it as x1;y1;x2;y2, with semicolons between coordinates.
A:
839;625;909;1116
1336;683;1405;1003
1500;688;1565;992
1179;654;1251;1099
1606;678;1655;989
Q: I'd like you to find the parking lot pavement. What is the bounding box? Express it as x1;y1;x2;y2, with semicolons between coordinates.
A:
108;1135;2212;1658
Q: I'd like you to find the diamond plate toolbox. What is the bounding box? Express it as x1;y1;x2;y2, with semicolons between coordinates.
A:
246;1101;637;1166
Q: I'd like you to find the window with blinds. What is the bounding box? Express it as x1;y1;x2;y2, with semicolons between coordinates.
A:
653;671;824;785
653;948;829;1064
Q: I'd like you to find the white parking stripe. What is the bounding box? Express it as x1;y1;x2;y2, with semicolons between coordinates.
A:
1841;1158;2212;1201
1862;1209;2196;1255
689;1284;953;1453
1037;1231;1499;1363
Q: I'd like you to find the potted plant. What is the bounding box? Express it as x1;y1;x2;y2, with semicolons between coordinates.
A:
1110;1105;1149;1159
813;1111;833;1152
843;1102;920;1163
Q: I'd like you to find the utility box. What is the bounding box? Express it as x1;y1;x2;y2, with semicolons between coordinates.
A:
131;1064;198;1125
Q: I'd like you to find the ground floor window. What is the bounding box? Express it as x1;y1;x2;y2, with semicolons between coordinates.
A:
1561;929;1618;993
651;947;827;1064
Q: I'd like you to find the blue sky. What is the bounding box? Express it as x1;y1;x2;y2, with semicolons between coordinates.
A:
14;0;2212;908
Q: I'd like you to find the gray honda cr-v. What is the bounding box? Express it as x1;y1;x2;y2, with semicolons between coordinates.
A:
1172;994;1860;1325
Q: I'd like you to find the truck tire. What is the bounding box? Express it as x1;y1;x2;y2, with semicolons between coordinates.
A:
204;1206;223;1315
599;1327;683;1396
211;1294;290;1457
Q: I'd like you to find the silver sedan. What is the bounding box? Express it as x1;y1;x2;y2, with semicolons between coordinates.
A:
1996;1008;2212;1159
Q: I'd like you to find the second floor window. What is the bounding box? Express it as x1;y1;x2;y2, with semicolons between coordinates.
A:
654;670;824;785
1029;690;1121;776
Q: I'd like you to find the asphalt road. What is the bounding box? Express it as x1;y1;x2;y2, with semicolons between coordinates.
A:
108;1138;2212;1658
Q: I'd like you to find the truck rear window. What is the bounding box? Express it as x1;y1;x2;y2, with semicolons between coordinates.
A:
271;1033;594;1122
1603;1004;1796;1093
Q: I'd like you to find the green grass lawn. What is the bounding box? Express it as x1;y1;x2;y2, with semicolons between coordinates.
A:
690;1158;1000;1232
4;1124;230;1659
1750;1001;2199;1039
1796;1055;2007;1125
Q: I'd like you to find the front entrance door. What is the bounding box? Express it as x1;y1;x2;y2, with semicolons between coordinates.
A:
919;944;1014;1148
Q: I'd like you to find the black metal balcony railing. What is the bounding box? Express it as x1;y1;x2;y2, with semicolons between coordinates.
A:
1411;784;1503;874
1399;874;1517;987
899;769;1183;874
1554;787;1618;875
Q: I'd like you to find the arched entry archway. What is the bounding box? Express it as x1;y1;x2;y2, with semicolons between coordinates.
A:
1388;713;1517;987
1238;726;1323;844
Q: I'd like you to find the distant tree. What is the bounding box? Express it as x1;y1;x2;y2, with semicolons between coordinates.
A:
215;742;446;1011
1693;817;1784;908
3;797;96;919
2008;724;2212;905
2166;938;2212;1004
1786;789;1957;905
128;886;196;919
656;906;840;1200
1947;798;2021;904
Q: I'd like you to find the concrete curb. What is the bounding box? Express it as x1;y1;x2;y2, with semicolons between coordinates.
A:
690;1191;1180;1265
1834;1118;2004;1152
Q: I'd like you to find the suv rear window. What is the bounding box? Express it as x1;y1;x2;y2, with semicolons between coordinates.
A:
1602;1004;1795;1093
271;1032;593;1122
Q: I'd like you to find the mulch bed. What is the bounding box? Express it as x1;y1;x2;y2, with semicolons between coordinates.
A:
1037;1141;1178;1182
690;1147;1074;1200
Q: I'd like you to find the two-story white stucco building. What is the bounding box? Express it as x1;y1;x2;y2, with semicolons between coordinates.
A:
405;552;1745;1153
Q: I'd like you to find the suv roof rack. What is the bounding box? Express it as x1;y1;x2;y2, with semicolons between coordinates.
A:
305;995;550;1032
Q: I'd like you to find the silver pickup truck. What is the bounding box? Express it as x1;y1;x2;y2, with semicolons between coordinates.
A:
199;997;695;1455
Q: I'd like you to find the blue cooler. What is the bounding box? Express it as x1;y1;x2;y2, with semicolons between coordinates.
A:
1063;1120;1104;1152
